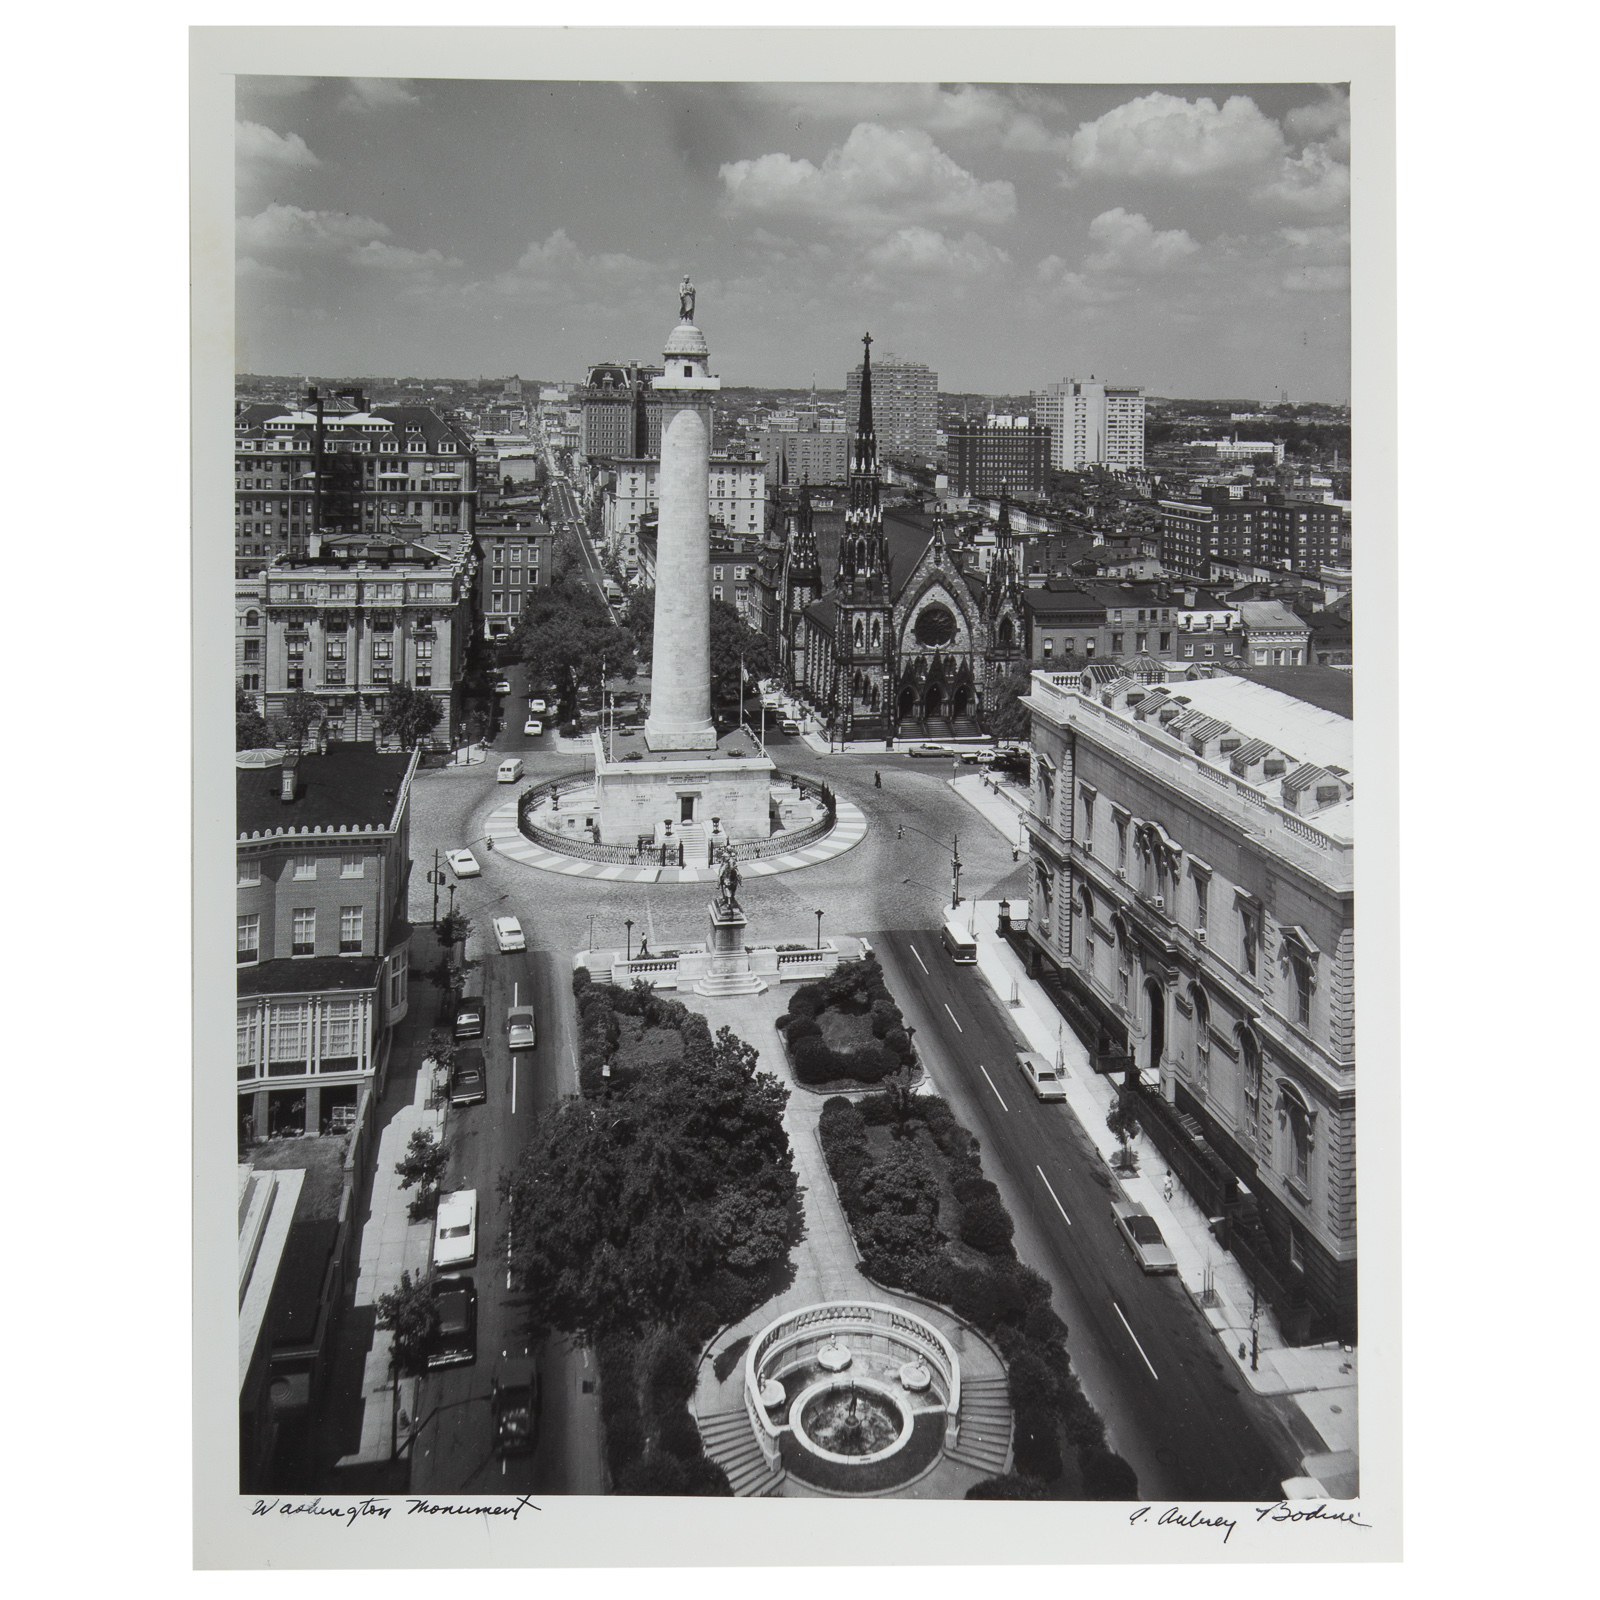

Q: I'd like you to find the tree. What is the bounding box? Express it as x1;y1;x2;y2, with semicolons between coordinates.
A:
1105;1091;1142;1174
394;1127;451;1214
376;1270;440;1378
423;1028;458;1073
511;566;637;722
709;599;775;707
623;586;655;665
379;681;443;750
277;689;322;753
435;909;473;951
988;670;1032;741
235;685;272;750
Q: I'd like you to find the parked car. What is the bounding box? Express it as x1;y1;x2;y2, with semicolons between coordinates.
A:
1016;1050;1068;1102
449;1047;487;1106
492;1363;541;1454
445;848;480;878
908;742;950;758
527;698;547;714
507;1004;537;1051
493;915;525;953
428;1275;477;1368
523;718;543;737
779;718;801;736
1111;1200;1179;1274
492;679;512;695
433;1188;479;1270
452;994;484;1041
960;749;991;765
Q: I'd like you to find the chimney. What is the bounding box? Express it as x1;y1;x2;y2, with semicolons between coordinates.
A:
279;753;299;803
1184;590;1197;607
308;533;322;559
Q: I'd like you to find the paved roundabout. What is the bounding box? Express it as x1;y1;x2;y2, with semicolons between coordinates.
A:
482;794;867;882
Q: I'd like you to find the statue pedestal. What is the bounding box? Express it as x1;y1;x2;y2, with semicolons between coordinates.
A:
692;902;767;996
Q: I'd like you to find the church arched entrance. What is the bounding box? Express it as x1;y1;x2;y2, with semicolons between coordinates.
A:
898;685;917;720
923;681;944;719
951;684;971;719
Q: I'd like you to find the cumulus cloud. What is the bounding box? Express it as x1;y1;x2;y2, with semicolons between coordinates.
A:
1284;86;1351;158
340;78;421;113
862;226;1010;279
720;123;1016;237
1066;91;1285;182
237;120;320;181
1033;254;1125;305
1276;223;1350;293
236;204;461;276
492;229;659;303
1256;142;1351;214
1083;208;1199;274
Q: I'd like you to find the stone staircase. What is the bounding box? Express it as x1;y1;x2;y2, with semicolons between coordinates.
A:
950;717;984;740
673;821;712;865
944;1376;1013;1476
697;1409;786;1497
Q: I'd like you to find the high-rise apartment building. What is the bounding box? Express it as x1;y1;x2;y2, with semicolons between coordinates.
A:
760;409;850;486
845;352;938;460
1036;378;1146;472
947;416;1052;497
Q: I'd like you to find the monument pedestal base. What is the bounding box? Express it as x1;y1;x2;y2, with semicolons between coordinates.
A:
692;902;767;996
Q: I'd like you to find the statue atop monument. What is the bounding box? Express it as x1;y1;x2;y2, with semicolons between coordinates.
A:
714;843;741;915
678;275;696;321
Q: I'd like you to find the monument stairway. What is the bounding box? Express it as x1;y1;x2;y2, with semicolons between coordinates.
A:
944;1376;1013;1475
674;821;712;864
697;1408;786;1496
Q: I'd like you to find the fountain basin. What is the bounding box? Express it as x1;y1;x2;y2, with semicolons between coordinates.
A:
789;1377;913;1467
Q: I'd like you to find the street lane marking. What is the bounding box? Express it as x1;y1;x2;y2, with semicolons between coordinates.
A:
512;1057;518;1116
910;944;929;974
1114;1303;1159;1380
943;1003;963;1033
977;1063;1009;1111
1035;1165;1072;1226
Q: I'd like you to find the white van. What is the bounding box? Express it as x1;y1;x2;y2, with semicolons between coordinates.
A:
940;912;979;964
497;757;524;783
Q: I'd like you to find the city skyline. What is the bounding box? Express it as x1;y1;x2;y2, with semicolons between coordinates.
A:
236;78;1351;400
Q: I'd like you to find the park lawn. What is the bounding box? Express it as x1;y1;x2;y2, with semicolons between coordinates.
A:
817;1010;875;1054
612;1015;686;1071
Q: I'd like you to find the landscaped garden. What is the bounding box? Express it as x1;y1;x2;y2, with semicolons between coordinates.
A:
817;1091;1139;1500
775;953;919;1088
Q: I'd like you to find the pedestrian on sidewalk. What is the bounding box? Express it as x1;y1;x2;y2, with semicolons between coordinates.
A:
874;770;882;788
896;824;904;840
1163;1170;1174;1202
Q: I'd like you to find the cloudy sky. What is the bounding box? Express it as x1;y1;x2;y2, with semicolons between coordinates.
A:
236;78;1350;400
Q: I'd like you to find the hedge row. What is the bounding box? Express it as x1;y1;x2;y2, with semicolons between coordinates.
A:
777;955;917;1085
597;1327;732;1496
815;1092;1137;1500
572;968;698;1097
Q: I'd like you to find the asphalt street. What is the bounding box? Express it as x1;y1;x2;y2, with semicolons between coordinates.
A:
874;928;1300;1502
400;674;1300;1497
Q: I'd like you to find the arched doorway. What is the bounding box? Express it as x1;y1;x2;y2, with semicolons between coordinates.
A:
898;685;916;720
923;681;944;719
951;683;970;718
1144;977;1166;1086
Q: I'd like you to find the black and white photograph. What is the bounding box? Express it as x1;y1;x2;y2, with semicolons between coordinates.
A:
191;24;1401;1568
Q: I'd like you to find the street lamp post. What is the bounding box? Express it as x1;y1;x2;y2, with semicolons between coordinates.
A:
625;919;634;962
815;909;823;949
951;834;962;909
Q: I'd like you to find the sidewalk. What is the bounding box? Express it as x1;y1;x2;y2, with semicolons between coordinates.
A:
961;898;1358;1498
334;1020;447;1468
948;772;1028;849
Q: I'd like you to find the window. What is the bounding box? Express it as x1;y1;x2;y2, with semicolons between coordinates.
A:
1116;816;1128;870
1192;985;1211;1094
1293;954;1313;1027
237;914;259;964
1159;632;1171;651
242;638;261;662
286;667;303;689
1111;633;1124;653
339;906;364;954
325;638;345;660
1136;632;1147;652
290;856;316;881
1242;1034;1261;1129
1043;638;1053;659
1194;872;1208;934
1240;905;1258;977
373;639;391;660
1081;791;1094;844
237;1008;261;1080
292;908;316;957
268;1002;310;1070
340;854;364;879
238;858;260;887
415;638;433;660
1283;1087;1312;1187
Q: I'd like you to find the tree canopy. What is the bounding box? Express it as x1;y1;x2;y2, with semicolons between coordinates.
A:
235;685;272;750
378;682;443;749
988;669;1033;741
503;1011;798;1340
709;599;775;707
510;550;637;721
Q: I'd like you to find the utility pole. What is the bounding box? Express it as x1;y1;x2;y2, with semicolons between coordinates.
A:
432;848;440;928
1250;1281;1261;1372
951;833;962;909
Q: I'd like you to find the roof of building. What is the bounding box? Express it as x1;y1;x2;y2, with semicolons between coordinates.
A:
1222;662;1353;718
245;1139;348;1357
1022;584;1103;617
1239;599;1312;633
236;745;414;837
236;955;384;997
1147;673;1352;772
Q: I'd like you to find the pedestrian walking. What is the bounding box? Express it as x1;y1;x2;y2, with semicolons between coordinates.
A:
1163;1171;1174;1203
896;824;904;841
874;770;882;788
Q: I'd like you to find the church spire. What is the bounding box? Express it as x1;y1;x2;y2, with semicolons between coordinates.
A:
841;333;886;592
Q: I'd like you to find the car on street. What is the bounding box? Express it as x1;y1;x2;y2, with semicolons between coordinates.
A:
492;679;512;695
960;749;991;765
779;718;801;736
1111;1200;1179;1274
452;994;484;1041
507;1004;537;1051
527;698;547;714
1016;1050;1068;1101
445;848;480;878
448;1047;487;1106
908;742;951;758
492;1363;541;1454
433;1188;479;1270
428;1275;477;1368
493;915;525;953
523;718;543;737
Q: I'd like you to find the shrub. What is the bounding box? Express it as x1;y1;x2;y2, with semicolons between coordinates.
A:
818;1096;865;1140
678;1455;734;1495
1080;1447;1139;1500
952;1174;1000;1204
1024;1303;1070;1346
785;1016;821;1044
870;1001;899;1038
791;1035;837;1084
616;1450;689;1495
857;1093;897;1125
959;1193;1017;1256
906;1253;955;1306
655;1405;703;1460
883;1028;911;1059
1011;1400;1063;1482
644;1331;697;1406
967;1474;1053;1501
572;966;592;996
787;988;819;1019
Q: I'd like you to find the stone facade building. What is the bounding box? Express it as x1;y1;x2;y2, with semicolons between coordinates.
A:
1022;668;1355;1341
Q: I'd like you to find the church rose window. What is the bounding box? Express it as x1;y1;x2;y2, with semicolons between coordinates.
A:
914;603;957;646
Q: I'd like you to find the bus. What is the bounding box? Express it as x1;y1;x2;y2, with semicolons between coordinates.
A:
941;910;979;963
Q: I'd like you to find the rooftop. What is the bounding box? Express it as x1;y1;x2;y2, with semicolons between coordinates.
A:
1135;673;1352;772
236;955;384;998
236;745;415;837
595;727;775;770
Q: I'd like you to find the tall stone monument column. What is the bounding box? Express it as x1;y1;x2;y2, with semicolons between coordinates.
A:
645;277;720;752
